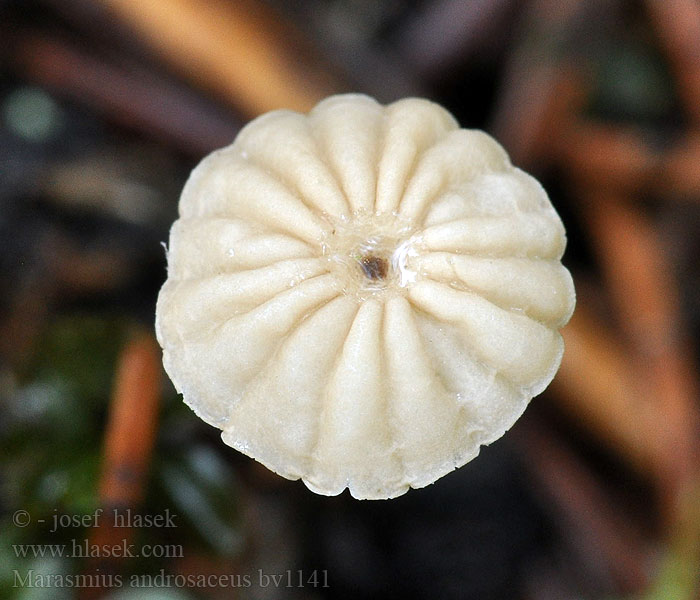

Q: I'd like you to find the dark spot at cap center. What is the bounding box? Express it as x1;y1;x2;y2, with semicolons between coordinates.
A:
359;255;388;280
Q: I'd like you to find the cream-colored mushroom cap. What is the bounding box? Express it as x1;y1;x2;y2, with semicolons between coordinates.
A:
155;94;575;500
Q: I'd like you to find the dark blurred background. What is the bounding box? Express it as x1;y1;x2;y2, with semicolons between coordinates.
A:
1;1;700;599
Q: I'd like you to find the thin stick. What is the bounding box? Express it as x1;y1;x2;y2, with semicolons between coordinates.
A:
14;33;240;155
80;330;161;600
98;330;161;509
582;193;700;518
551;304;657;476
646;0;700;126
516;415;652;594
99;0;341;116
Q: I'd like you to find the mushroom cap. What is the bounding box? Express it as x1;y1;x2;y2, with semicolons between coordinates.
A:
155;94;575;499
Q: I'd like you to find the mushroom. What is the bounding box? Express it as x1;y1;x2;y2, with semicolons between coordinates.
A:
155;94;575;499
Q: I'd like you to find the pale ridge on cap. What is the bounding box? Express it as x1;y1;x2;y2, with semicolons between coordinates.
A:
155;93;576;500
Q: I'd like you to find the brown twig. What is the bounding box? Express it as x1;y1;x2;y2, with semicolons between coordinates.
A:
551;303;657;476
580;192;700;519
81;330;161;599
646;0;700;127
559;122;662;194
660;133;700;200
99;330;161;510
12;33;240;155
99;0;343;116
516;415;652;594
395;0;515;78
